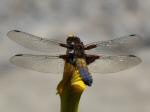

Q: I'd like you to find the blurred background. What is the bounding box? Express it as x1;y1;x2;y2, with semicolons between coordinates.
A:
0;0;150;112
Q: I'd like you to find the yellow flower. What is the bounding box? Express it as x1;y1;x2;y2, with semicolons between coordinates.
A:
57;62;86;95
71;69;86;93
57;61;86;112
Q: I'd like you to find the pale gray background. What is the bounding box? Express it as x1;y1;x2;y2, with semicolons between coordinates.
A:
0;0;150;112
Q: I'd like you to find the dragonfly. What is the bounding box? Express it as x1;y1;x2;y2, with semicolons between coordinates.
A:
7;30;142;86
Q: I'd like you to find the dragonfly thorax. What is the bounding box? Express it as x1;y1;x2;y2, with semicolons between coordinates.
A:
66;36;85;64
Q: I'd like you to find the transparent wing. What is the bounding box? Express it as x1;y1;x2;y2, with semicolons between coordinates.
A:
7;30;66;53
88;55;141;74
10;54;64;74
85;34;143;55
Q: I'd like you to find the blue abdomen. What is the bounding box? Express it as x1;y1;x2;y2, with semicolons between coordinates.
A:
78;67;93;86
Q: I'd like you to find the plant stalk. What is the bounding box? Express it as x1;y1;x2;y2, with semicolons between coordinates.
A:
57;62;86;112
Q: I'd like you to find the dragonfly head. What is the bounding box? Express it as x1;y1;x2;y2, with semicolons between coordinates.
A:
67;34;81;46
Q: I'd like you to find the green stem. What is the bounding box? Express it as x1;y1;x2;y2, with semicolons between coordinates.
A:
60;83;83;112
57;62;86;112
